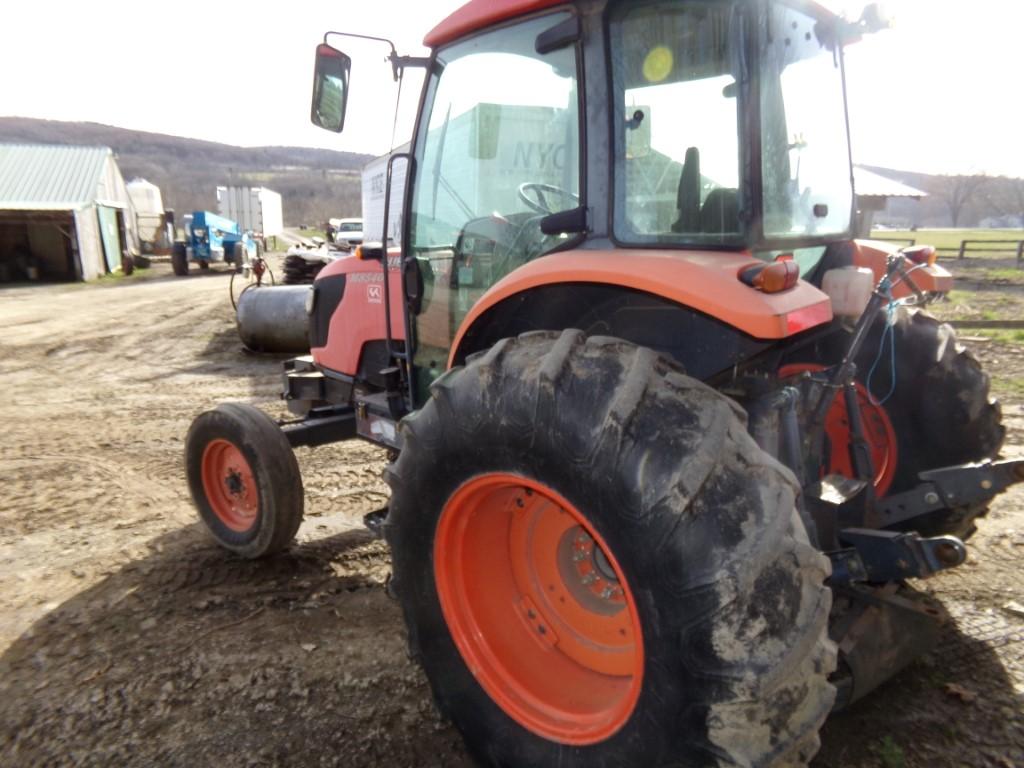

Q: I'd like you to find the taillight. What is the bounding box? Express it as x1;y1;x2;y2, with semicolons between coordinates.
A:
903;245;937;267
738;261;800;293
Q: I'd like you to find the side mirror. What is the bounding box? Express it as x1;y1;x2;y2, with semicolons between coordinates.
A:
311;43;352;132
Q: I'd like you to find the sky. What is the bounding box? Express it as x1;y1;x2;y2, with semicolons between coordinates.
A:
2;0;1021;177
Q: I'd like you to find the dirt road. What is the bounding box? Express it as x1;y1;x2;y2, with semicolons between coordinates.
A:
0;262;1021;767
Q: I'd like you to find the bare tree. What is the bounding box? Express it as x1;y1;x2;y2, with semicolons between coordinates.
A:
927;174;989;227
982;176;1024;228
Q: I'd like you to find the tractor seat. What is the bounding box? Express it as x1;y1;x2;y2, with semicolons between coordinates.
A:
701;188;739;234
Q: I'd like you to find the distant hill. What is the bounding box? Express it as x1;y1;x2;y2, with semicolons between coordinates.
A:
0;117;373;226
5;118;1019;230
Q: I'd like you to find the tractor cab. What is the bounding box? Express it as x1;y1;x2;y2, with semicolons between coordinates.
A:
310;0;894;406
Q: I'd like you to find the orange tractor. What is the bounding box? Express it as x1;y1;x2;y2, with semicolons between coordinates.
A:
185;1;1017;764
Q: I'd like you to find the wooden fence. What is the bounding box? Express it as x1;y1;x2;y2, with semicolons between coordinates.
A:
874;237;1024;266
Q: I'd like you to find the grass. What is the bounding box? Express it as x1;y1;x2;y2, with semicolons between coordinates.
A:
978;266;1024;282
933;285;1024;324
991;375;1024;400
873;736;906;768
295;228;326;241
966;328;1024;343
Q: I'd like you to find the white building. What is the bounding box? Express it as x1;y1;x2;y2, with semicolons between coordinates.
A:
0;144;138;282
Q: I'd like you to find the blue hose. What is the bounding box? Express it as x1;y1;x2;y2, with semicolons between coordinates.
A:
866;280;898;406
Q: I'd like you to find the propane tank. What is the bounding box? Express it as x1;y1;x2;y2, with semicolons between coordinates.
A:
235;285;311;353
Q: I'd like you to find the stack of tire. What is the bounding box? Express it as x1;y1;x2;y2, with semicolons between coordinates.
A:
282;253;330;284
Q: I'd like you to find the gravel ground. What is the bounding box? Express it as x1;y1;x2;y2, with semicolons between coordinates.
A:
0;259;1021;767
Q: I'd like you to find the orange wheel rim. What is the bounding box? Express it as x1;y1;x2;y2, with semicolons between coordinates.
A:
780;364;898;496
434;473;644;745
200;438;259;532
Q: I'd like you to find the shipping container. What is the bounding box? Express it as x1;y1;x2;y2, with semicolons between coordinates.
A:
361;144;408;246
216;186;283;237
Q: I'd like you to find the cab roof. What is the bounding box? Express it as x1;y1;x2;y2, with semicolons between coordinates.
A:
424;0;843;49
424;0;564;48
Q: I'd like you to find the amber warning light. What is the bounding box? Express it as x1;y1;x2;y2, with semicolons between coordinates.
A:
738;260;800;293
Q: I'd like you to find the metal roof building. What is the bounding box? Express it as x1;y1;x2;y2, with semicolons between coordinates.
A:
0;144;138;282
853;166;928;236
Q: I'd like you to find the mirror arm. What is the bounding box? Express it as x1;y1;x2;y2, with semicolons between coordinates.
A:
323;30;396;57
389;55;431;80
322;31;427;82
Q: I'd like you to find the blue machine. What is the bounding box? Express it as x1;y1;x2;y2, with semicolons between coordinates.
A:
172;210;257;276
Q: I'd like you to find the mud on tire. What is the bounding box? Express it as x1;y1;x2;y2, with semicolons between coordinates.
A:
385;330;836;767
185;403;303;558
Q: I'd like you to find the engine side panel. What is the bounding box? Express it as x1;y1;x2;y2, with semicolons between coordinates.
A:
310;254;405;377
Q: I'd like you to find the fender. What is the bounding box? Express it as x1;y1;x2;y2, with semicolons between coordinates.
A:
853;240;953;298
449;248;833;369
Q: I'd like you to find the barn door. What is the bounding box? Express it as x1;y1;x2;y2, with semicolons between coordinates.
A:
97;205;123;273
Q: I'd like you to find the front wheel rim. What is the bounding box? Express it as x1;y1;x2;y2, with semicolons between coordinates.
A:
200;438;259;532
434;473;644;745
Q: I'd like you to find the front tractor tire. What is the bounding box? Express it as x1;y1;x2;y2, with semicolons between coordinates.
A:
385;331;835;767
185;403;303;558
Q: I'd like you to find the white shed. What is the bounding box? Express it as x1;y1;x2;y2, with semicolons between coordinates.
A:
0;144;139;282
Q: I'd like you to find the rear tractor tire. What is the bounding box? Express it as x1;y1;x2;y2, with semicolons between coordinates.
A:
171;243;188;276
385;330;836;767
185;403;303;558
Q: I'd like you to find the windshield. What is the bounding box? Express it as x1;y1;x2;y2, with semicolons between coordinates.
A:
409;12;581;390
610;1;744;246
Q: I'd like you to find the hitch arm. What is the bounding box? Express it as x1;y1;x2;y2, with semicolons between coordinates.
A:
829;528;967;584
875;458;1024;528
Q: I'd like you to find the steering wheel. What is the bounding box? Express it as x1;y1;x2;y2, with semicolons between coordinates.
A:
517;182;579;215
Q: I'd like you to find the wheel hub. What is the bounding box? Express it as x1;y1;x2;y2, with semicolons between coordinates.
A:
225;469;245;496
559;526;625;615
200;439;259;533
